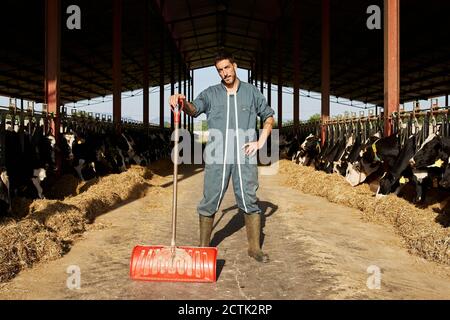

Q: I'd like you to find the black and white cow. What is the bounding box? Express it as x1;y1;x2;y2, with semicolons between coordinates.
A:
121;132;146;166
5;126;55;199
408;133;450;203
279;132;301;160
292;134;321;166
0;167;11;215
315;137;347;173
344;132;399;187
334;134;363;177
333;134;363;176
409;134;450;169
61;132;97;181
376;134;418;199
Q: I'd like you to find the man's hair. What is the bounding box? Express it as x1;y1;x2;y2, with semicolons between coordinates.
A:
214;50;235;65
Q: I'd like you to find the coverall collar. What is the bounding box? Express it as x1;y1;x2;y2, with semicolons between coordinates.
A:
220;77;241;93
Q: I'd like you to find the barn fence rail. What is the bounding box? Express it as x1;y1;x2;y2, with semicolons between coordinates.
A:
0;101;171;167
280;104;450;150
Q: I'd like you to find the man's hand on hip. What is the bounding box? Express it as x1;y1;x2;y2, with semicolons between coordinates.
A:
242;141;260;157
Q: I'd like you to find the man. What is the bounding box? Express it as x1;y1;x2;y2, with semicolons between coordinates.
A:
169;50;275;263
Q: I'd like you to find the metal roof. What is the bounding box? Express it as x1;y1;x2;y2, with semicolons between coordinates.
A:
1;0;449;107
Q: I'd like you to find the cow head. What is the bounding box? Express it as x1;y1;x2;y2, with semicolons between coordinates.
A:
377;171;396;197
410;134;441;168
361;142;379;164
62;133;76;160
334;161;349;176
294;134;319;166
44;134;57;169
345;159;380;187
0;167;11;213
439;158;450;188
31;168;47;199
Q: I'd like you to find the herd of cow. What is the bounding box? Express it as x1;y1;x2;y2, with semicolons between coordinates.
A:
280;129;450;205
3;120;449;216
0;122;171;216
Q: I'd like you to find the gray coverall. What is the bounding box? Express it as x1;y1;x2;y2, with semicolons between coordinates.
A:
192;80;275;217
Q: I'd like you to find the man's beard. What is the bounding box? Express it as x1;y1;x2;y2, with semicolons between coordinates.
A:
223;76;235;84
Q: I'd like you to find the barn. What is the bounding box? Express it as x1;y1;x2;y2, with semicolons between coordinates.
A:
1;0;450;301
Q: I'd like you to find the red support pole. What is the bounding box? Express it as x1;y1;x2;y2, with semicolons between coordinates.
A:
183;66;187;129
113;0;122;127
45;0;61;172
187;67;191;132
267;55;272;114
293;1;300;130
190;66;193;132
278;25;283;129
143;0;149;127
321;0;330;146
384;0;400;137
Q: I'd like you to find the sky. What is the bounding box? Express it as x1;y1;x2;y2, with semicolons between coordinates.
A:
0;66;447;125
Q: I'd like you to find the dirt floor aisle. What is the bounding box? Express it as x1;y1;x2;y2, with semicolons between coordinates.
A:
1;161;450;299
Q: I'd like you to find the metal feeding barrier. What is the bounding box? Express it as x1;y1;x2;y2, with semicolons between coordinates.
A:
0;99;172;168
280;99;449;150
391;100;450;150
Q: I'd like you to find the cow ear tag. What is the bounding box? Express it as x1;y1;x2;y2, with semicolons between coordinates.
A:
428;159;444;168
399;176;409;184
435;159;444;168
372;143;381;162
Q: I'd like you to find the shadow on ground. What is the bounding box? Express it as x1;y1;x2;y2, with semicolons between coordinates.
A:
210;200;278;247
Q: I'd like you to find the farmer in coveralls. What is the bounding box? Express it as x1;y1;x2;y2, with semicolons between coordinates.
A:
169;50;275;263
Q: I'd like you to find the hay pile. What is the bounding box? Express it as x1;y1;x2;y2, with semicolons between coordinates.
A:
0;166;152;283
0;219;65;282
280;159;450;265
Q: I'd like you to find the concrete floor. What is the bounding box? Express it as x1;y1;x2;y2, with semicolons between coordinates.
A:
1;161;450;300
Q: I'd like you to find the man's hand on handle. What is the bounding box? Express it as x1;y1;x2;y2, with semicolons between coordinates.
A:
169;94;186;109
169;94;197;116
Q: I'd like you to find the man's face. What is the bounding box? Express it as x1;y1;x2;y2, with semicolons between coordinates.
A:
215;59;237;85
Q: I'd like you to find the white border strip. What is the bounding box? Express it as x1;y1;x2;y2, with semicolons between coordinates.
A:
234;94;248;213
216;93;231;211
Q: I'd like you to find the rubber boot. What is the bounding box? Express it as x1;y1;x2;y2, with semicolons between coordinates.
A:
199;214;214;247
244;213;269;263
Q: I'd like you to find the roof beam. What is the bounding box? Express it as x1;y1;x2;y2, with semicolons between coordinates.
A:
334;53;450;97
175;29;262;42
336;67;450;101
188;54;252;67
350;76;450;103
166;11;218;25
151;0;188;80
166;10;272;26
184;0;202;67
185;43;256;60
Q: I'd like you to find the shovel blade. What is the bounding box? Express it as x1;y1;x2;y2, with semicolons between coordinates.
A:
130;245;218;282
